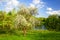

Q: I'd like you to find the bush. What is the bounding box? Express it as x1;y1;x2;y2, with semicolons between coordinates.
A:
45;15;60;31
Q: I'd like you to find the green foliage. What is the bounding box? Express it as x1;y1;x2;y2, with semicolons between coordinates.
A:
45;15;60;31
0;30;60;40
0;5;38;34
0;5;60;35
0;11;15;33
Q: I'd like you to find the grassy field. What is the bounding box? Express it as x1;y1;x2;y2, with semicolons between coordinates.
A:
0;30;60;40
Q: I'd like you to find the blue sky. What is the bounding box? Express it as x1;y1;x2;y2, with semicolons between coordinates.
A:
43;0;60;10
0;0;60;17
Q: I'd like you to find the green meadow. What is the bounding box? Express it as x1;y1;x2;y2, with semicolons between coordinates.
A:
0;30;60;40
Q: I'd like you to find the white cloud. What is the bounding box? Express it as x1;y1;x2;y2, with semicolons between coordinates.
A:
33;0;40;4
0;0;19;12
46;7;60;15
46;10;60;15
47;8;53;11
0;0;44;12
29;3;35;9
0;0;9;2
5;0;19;12
29;0;44;9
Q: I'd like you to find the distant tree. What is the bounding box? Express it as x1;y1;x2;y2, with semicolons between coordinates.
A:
45;15;60;31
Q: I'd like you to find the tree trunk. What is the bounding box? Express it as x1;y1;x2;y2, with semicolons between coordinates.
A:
23;27;26;36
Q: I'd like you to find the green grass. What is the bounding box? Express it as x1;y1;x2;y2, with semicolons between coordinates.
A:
0;30;60;40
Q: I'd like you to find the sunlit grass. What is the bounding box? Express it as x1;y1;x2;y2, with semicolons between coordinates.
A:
0;30;60;40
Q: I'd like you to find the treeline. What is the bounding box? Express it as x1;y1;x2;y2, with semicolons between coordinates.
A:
45;15;60;31
0;6;60;35
0;6;38;35
37;15;60;31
